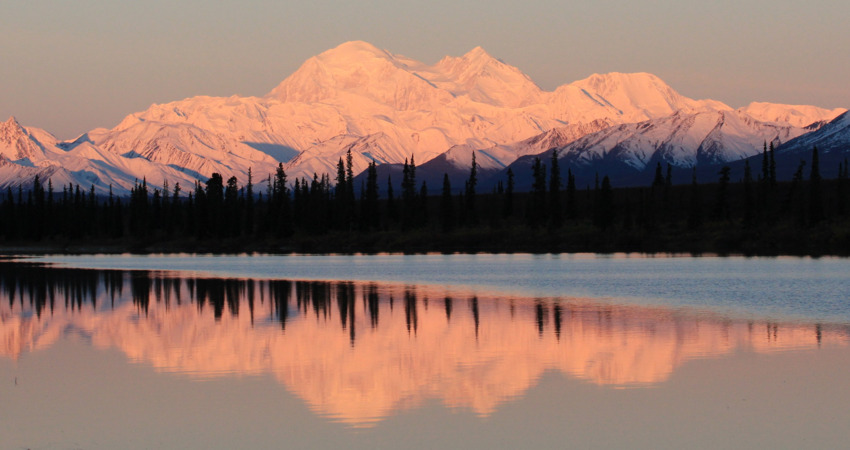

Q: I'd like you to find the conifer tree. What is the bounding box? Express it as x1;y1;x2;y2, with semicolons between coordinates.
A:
566;168;577;220
529;157;547;226
769;141;777;188
809;146;823;224
363;160;379;230
503;168;514;219
386;175;398;224
743;160;754;228
205;173;224;237
652;162;664;188
245;168;254;235
465;151;478;224
402;157;417;230
549;150;562;228
761;141;769;181
225;175;240;237
440;173;454;232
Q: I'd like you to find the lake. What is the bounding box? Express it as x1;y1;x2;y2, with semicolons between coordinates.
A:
2;253;849;448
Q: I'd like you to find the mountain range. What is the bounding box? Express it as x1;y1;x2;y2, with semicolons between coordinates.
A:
1;41;847;195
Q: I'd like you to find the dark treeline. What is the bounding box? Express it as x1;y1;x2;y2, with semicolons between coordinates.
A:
1;147;849;255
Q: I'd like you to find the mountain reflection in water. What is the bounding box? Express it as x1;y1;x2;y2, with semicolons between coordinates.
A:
1;262;847;427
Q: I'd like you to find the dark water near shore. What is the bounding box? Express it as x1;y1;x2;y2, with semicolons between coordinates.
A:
2;254;850;448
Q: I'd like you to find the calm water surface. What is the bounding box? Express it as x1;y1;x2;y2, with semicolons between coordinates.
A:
1;254;849;448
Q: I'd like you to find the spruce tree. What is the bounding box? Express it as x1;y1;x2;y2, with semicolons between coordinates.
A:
743;160;754;228
245;168;254;235
809;146;823;224
440;173;454;232
549;150;562;228
761;141;769;182
503;168;514;219
465;151;478;224
364;160;379;229
225;175;240;237
652;162;664;188
205;173;224;237
529;157;547;226
566;168;577;220
769;141;777;188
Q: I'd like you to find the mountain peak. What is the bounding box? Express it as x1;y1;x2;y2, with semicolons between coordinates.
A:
431;46;541;107
566;72;721;120
461;46;494;62
317;40;390;62
1;116;26;136
4;116;22;127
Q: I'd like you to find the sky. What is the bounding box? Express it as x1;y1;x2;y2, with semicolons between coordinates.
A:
1;0;848;139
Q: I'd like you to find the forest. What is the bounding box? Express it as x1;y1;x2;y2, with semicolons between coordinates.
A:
1;145;848;256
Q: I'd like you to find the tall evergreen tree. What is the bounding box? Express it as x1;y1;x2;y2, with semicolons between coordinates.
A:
386;175;398;224
769;141;777;188
761;141;769;182
440;173;454;232
549;150;562;228
205;173;224;237
743;160;754;228
363;160;379;230
566;168;577;220
503;168;514;219
652;162;664;188
529;157;547;226
401;157;417;230
809;146;823;224
465;151;478;224
225;175;240;237
245;167;255;235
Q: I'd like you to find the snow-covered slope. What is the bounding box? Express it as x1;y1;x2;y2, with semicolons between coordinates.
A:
551;109;811;171
499;108;824;189
776;111;850;154
739;102;846;128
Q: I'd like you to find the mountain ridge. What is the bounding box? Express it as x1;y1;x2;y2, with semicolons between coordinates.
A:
1;41;846;194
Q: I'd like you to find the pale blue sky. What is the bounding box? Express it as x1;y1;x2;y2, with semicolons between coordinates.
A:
2;0;848;139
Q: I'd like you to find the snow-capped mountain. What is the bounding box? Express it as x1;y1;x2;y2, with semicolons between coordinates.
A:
0;116;203;195
0;41;846;194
